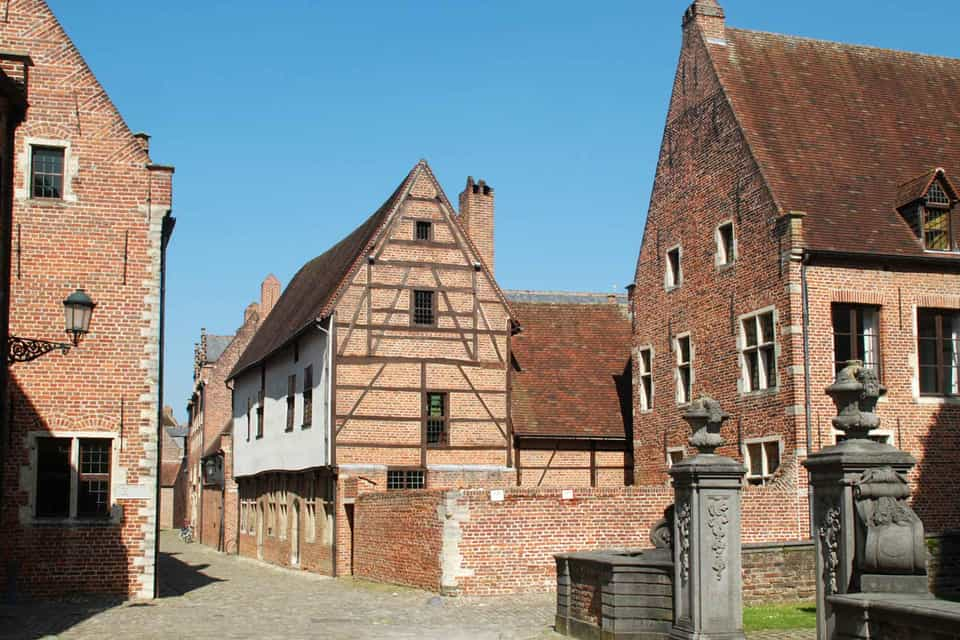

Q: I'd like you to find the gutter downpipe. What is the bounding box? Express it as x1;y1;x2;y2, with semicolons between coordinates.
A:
315;317;335;577
801;252;814;537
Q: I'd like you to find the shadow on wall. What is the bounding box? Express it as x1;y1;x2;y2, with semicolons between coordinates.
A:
913;399;960;598
614;357;634;485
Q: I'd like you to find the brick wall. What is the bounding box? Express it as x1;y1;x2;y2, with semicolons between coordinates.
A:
353;484;811;596
0;0;173;599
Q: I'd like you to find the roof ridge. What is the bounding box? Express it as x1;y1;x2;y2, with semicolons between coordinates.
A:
728;26;960;64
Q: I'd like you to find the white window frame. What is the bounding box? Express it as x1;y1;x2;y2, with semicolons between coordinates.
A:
25;431;120;523
666;446;685;468
20;137;78;203
674;332;693;405
742;436;782;485
738;307;778;395
664;244;682;290
715;220;736;268
637;345;654;412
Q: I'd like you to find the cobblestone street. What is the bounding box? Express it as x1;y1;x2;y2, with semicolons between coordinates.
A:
1;531;815;639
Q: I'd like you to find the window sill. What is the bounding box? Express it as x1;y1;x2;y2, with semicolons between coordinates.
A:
916;395;960;406
716;261;736;272
739;387;779;399
665;285;681;293
301;424;312;430
23;196;72;207
29;516;117;527
255;435;263;440
284;427;294;433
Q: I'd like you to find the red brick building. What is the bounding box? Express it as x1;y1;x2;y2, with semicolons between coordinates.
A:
633;0;960;539
227;161;636;576
0;0;174;599
185;276;277;552
159;407;187;531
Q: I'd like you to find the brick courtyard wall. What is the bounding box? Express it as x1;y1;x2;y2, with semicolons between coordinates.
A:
353;489;445;591
0;1;174;599
353;484;812;596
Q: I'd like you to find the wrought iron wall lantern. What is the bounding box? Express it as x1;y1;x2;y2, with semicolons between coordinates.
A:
8;288;95;363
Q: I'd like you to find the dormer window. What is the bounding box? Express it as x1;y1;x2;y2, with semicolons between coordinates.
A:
897;169;958;252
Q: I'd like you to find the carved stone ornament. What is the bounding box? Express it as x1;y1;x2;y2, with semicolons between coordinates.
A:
852;467;926;575
827;360;886;439
818;504;841;595
650;504;675;550
707;496;730;580
683;395;730;454
676;500;691;584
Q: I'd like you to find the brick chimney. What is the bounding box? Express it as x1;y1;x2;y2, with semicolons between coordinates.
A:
260;274;281;318
682;0;725;41
243;302;259;325
459;177;495;273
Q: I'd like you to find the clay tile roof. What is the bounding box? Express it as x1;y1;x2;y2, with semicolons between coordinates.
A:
708;27;960;258
510;300;632;439
229;165;418;380
160;460;183;487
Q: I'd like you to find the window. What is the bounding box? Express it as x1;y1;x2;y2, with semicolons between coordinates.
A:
667;447;685;468
744;438;781;485
415;220;432;241
256;390;264;438
716;222;735;266
286;374;296;432
425;392;448;446
923;182;952;250
665;246;682;289
740;310;776;392
35;436;112;519
638;347;653;411
78;439;111;517
36;437;71;517
675;334;692;404
303;365;313;427
387;469;425;490
832;304;880;377
918;308;960;396
31;146;64;199
413;290;435;326
246;398;252;441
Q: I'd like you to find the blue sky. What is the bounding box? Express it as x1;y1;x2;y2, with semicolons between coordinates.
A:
45;1;960;423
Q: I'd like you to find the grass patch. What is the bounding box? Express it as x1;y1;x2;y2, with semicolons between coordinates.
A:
743;601;817;631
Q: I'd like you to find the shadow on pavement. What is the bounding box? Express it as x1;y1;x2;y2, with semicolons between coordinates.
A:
158;549;225;598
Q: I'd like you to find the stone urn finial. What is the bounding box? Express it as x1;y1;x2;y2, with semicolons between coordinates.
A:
827;360;886;440
683;394;729;454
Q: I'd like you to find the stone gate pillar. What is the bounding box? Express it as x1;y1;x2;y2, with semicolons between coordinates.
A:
669;396;746;640
803;361;926;640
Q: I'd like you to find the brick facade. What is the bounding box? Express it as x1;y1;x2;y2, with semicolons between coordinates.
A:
631;0;960;545
0;0;174;599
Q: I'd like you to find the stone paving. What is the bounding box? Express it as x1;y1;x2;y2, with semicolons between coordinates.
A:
0;530;815;639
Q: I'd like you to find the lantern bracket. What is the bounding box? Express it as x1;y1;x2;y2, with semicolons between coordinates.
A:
8;335;71;363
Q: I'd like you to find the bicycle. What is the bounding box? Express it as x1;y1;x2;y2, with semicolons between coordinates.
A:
178;523;194;543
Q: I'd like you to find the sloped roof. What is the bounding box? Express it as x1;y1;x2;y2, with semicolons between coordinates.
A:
229;166;416;380
707;27;960;258
205;334;233;363
510;300;632;439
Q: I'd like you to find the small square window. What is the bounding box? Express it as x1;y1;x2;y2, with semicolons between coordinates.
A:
666;247;682;289
415;220;432;241
31;146;64;199
413;290;435;326
744;439;781;485
717;222;735;266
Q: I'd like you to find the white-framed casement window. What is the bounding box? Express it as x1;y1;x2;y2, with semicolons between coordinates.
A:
30;432;118;521
917;308;960;397
715;220;736;267
674;333;693;404
21;138;77;203
666;447;685;468
739;308;777;393
743;437;782;485
665;245;682;290
638;346;654;411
